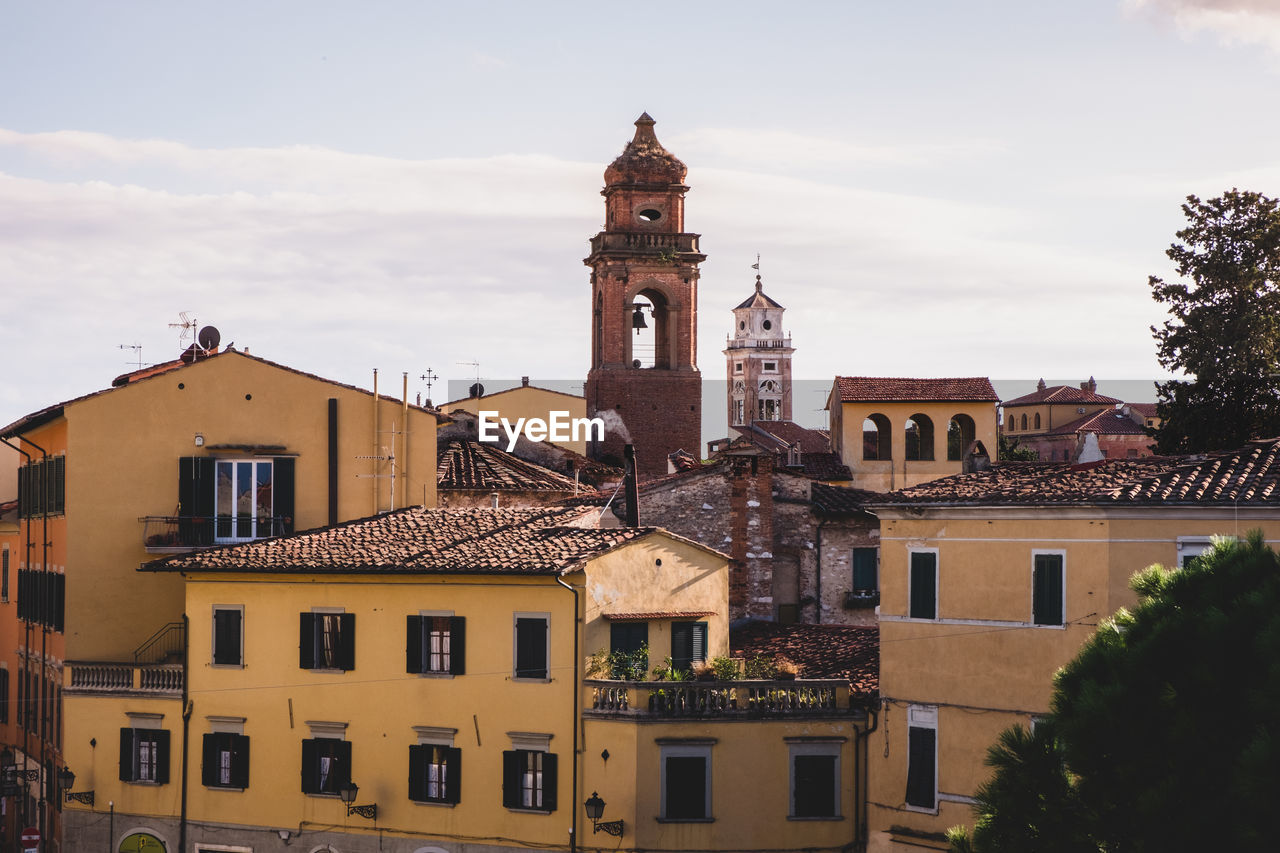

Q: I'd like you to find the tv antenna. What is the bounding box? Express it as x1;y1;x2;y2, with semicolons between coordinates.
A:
118;343;143;370
169;312;198;347
457;361;483;399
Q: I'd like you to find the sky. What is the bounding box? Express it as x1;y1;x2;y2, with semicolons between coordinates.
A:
4;0;1280;441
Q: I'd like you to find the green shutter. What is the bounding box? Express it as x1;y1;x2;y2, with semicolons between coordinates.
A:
201;733;218;787
501;750;520;808
154;730;171;785
853;548;878;591
1033;554;1064;625
274;457;295;535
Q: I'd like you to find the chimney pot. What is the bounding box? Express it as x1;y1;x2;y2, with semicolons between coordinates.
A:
522;376;529;387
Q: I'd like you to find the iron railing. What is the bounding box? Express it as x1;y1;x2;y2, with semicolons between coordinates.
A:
585;679;854;718
140;514;290;552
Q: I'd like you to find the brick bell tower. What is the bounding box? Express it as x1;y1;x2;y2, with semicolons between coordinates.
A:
586;113;704;479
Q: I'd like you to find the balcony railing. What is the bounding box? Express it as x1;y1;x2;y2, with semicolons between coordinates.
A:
724;337;793;350
140;515;290;553
588;232;701;256
66;662;183;697
585;679;854;719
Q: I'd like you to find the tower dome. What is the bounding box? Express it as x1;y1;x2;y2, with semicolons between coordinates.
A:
604;113;687;187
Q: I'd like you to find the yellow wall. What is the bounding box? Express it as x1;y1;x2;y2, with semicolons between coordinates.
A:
833;401;998;492
26;351;439;661
868;507;1280;848
444;385;589;455
1003;402;1108;436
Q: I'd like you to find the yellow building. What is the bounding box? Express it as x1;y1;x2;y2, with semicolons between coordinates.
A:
827;378;999;492
442;381;590;456
62;505;872;853
862;441;1280;851
1;345;441;852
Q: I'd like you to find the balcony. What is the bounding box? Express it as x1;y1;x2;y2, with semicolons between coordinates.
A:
587;232;702;258
65;662;183;698
843;590;880;609
724;337;793;350
584;679;857;719
140;515;290;553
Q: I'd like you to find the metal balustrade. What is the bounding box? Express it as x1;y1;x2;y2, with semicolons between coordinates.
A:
586;679;852;718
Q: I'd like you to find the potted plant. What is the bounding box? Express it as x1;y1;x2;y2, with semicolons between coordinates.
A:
775;657;800;680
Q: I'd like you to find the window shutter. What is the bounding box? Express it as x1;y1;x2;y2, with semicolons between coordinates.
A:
335;739;353;789
853;548;878;591
406;615;423;673
541;752;558;812
231;733;250;789
450;617;466;676
501;750;519;808
52;455;65;514
338;613;356;671
201;733;218;787
155;729;171;784
515;618;547;679
179;457;216;545
905;726;936;809
1033;555;1064;626
910;553;937;619
119;728;135;781
692;623;707;663
444;745;462;804
408;743;428;801
301;738;319;793
274;457;295;535
299;613;315;669
17;465;27;519
214;609;241;665
53;574;65;633
671;622;692;671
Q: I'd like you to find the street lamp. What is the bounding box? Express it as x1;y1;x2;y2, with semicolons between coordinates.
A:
338;782;376;821
59;767;94;806
583;791;624;837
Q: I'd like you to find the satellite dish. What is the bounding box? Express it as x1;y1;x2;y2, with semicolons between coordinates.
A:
198;326;221;350
469;382;485;399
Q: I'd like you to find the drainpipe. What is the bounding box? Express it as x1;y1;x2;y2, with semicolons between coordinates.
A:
622;445;639;528
853;701;881;851
553;575;580;853
401;372;410;511
372;369;380;514
0;437;34;844
179;615;191;853
815;518;827;625
12;433;49;837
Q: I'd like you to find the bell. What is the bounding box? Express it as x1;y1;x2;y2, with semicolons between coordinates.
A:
632;305;648;332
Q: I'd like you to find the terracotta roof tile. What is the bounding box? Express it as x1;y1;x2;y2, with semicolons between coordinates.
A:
603;611;717;621
1002;385;1122;406
1044;408;1149;436
738;422;854;481
730;621;879;696
810;483;879;515
834;376;999;403
437;438;581;493
1128;403;1158;418
145;506;651;575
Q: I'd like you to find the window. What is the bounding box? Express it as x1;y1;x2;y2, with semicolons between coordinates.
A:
300;611;355;671
905;705;937;811
17;455;65;518
789;740;842;819
16;569;65;631
734;362;743;374
1032;552;1065;626
120;728;171;784
670;621;707;672
1177;536;1224;569
905;414;934;461
863;414;892;460
407;614;466;675
763;361;777;372
1034;413;1041;429
610;622;649;678
852;548;878;593
513;614;549;679
1020;414;1028;430
409;744;461;804
2;546;8;602
212;606;243;666
202;732;250;789
0;667;7;724
947;415;976;461
909;551;937;619
732;398;745;425
1007;415;1014;431
302;737;351;795
660;742;712;820
502;749;557;811
178;456;295;547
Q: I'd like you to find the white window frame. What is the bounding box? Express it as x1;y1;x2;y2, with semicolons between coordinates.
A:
762;361;778;373
1030;549;1067;627
658;740;714;822
1176;535;1231;568
905;704;938;814
211;604;245;668
310;607;346;672
907;547;939;621
214;458;275;543
417;609;455;676
787;738;844;820
512;612;551;682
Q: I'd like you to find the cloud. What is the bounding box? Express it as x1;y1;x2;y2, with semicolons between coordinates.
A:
1126;0;1280;54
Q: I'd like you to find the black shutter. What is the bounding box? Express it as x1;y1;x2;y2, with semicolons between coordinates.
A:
179;457;216;545
299;613;315;669
910;552;937;619
338;613;356;671
692;622;707;664
671;622;692;671
119;728;134;781
444;746;461;804
794;754;836;817
335;740;353;789
450;617;466;676
274;457;295;535
52;455;65;514
155;730;171;784
905;726;936;809
502;750;520;808
17;465;27;519
1033;555;1064;626
408;743;427;801
541;752;557;812
214;609;241;665
406;615;423;673
201;733;217;786
301;738;319;793
231;734;250;789
515;618;547;679
53;574;65;633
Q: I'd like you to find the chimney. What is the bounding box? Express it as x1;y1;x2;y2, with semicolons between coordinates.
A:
521;376;530;387
1080;376;1097;394
623;444;640;527
963;440;991;473
1036;378;1047;392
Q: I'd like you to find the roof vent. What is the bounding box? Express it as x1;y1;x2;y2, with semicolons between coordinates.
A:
1077;407;1085;414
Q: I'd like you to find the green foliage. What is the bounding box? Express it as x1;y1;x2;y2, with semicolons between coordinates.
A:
651;656;692;681
584;644;648;680
742;655;778;679
957;532;1280;852
1150;190;1280;452
710;656;739;680
997;433;1038;461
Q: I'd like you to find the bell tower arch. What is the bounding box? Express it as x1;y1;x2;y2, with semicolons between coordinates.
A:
585;113;704;478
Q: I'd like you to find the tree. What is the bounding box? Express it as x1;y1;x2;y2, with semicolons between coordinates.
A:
951;532;1280;852
1150;189;1280;453
996;433;1038;461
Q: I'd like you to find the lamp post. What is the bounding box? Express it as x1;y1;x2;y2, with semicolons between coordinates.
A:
583;792;624;837
58;768;94;807
337;783;376;821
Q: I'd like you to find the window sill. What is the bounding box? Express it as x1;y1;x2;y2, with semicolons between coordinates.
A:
511;676;551;684
505;806;554;815
204;785;246;792
903;804;939;815
787;815;843;821
411;799;457;808
210;663;244;670
301;668;351;674
414;671;454;679
125;780;166;786
656;817;714;823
